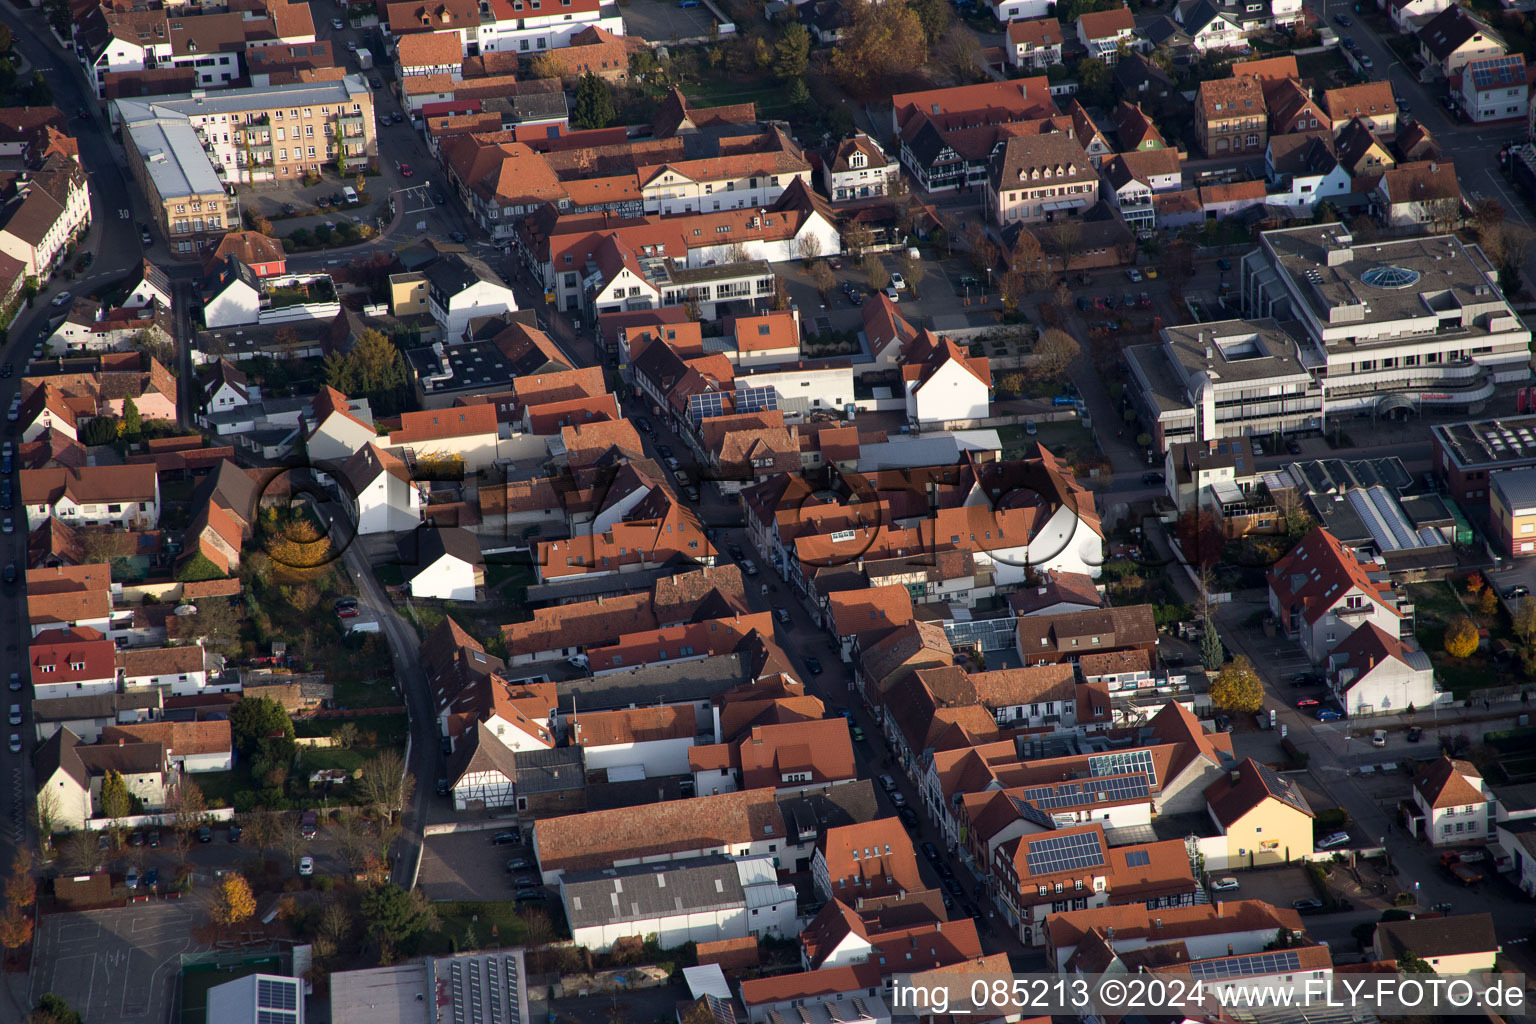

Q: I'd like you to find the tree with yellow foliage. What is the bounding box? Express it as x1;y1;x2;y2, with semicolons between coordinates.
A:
209;873;256;928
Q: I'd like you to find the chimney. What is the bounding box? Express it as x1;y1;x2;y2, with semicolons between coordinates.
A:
118;738;125;746
1106;925;1114;940
1229;769;1241;784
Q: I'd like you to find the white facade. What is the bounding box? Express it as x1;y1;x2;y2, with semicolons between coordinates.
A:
579;735;694;777
407;553;477;601
27;485;160;532
733;364;855;423
393;8;626;58
308;412;379;467
352;467;424;535
33;673;116;703
987;0;1051;21
905;359;990;426
1331;656;1439;717
204;277;261;329
642;168;814;217
1415;771;1497;847
430;279;517;342
452;767;516;811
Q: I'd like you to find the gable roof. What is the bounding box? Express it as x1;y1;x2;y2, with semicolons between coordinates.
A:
1205;757;1314;826
1268;528;1399;625
1413;755;1486;810
1330;620;1431;690
534;788;784;873
1078;6;1135;38
1418;5;1503;60
1376;914;1496;960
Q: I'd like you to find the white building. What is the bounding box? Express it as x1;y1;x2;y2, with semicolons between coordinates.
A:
1325;621;1442;717
29;627;118;701
1413;755;1496;847
385;0;625;59
560;855;797;953
424;252;518;341
1460;54;1528;124
900;331;991;427
1240;225;1531;416
1269;529;1406;665
339;443;423;535
21;465;161;531
571;706;697;778
819;134;901;203
117;646;217;696
207;973;304;1024
399;526;482;601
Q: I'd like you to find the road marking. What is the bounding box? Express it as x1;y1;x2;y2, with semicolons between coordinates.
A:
1484;168;1530;225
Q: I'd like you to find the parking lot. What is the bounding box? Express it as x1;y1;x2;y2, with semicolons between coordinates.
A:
619;0;716;41
418;828;545;903
30;897;211;1024
1211;864;1319;907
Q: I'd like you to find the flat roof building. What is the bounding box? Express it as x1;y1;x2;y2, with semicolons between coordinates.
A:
1126;317;1322;451
1240;225;1530;415
330;952;529;1024
1431;413;1536;504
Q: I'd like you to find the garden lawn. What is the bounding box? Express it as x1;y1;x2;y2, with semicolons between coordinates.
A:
1406;580;1502;699
997;420;1097;464
418;901;542;955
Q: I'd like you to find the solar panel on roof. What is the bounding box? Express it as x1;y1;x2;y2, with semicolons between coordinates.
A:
1124;849;1151;867
735;385;780;415
1024;830;1105;874
1188;949;1303;981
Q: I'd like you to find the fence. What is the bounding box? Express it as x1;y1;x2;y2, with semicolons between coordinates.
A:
422;816;522;837
82;807;237;832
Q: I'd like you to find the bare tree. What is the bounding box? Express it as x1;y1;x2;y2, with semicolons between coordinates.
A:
806;259;836;300
842;223;874;260
334;810;374;872
795;233;822;261
275;813;307;868
862;253;889;292
898;251;926;297
166;780;207;864
357;750;415;825
60;831;97;875
720;241;750;264
31;789;59;859
1030;328;1081;385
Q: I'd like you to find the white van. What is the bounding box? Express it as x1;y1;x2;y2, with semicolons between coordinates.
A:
342;186;358;204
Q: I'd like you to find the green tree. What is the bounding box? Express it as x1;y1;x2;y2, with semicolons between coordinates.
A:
773;23;810;79
1210;655;1263;714
908;0;950;43
27;71;50;107
100;770;133;823
322;328;408;415
0;25;15;54
1397;951;1434;974
1076;57;1111;107
786;78;811;110
175;552;225;583
30;994;83;1024
229;697;295;757
1444;615;1479;658
359;883;438;960
120;397;142;440
1201;627;1226;671
571;72;616;130
80;416;119;446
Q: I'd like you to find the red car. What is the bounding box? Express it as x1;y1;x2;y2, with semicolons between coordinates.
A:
398;162;413;178
1295;698;1319;709
336;607;359;619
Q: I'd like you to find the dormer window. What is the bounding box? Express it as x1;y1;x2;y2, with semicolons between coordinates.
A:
850;153;866;168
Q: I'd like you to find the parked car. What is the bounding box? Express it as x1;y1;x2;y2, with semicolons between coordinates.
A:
805;656;822;675
125;868;140;890
491;829;521;845
331;16;344;27
505;858;530;871
197;825;212;843
6;673;18;691
1210;876;1240;891
1291;897;1324;914
920;842;939;860
850;725;865;743
147;829;161;847
3;564;15;585
727;543;744;560
1358;53;1373;69
51;291;72;307
774;608;791;625
300;810;318;839
1126;268;1143;282
885;287;900;302
890;791;906;808
1294;698;1320;709
298;856;314;876
7;735;18;754
1142;471;1164;485
7;705;18;726
1285;437;1303;455
879;774;898;793
740;559;759;576
145;868;159;889
1507;585;1530;600
1333;12;1351;24
1288;671;1322;687
228;825;242;843
1317;831;1351;850
1316;707;1343;721
1372;729;1387;748
890;273;906;291
898;807;919;830
684;486;700;502
1407;726;1423;743
515;890;548;902
513;877;540;890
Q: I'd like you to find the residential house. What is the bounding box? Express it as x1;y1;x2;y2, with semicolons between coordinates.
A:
1262;78;1331;135
1419;6;1506;78
304;386;378;468
122;259;175;309
1077;8;1137;62
1113;101;1167;151
811;818;926;904
0;153;90;278
1264;131;1350;209
1015;605;1157;666
1007;18;1065;70
339;442;423;535
398;526;483;601
819;134;900;203
1375;159;1463;229
738;965;890;1024
1372;914;1497;972
983;0;1052;24
690;718;857;797
21;465;161;531
100;720;233;773
1412;756;1496;846
204;231;287;278
900;331;991;426
1390;0;1453;31
985;133;1098;225
1268;529;1406;664
1204;757;1315;868
1323;82;1399;135
36;726;169;829
388;402;501;473
569;704;698;777
1325;621;1439;717
1044;900;1306;972
1459;53;1528;123
1333;118;1396;177
1195;77;1268;157
1173;1;1245;53
424;252;518;341
117;645;219;696
29;626;117;701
